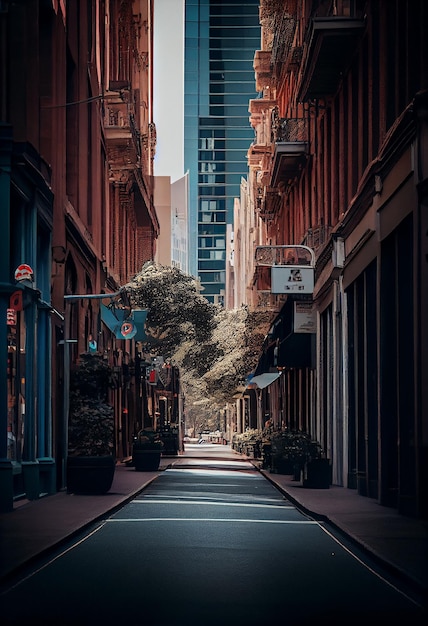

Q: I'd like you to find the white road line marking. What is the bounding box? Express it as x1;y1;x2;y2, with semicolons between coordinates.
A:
132;499;293;510
106;518;318;524
140;495;285;503
0;522;106;596
317;524;424;608
156;482;256;487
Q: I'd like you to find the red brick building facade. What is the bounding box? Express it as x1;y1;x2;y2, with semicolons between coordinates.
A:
0;0;158;511
241;0;428;518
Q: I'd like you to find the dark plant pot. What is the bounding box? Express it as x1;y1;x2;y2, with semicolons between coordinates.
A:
303;458;331;489
67;455;116;495
132;444;162;471
271;456;294;475
262;444;272;470
160;434;179;455
293;463;303;481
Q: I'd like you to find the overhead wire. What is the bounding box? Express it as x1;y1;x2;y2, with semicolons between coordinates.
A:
41;94;104;109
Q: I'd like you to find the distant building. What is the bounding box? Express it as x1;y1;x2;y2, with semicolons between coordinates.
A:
154;173;189;273
154;176;173;266
184;0;261;304
172;173;190;273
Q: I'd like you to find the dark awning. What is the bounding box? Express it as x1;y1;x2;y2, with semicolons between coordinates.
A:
253;297;315;373
278;333;315;369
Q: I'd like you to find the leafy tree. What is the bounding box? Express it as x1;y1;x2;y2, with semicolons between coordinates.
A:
124;262;272;407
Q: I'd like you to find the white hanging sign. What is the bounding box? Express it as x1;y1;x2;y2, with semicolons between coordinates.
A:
271;265;314;294
294;302;316;333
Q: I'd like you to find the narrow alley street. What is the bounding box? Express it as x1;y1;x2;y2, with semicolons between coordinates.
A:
1;445;426;625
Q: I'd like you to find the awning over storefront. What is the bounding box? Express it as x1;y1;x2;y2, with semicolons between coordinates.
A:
248;371;282;389
252;297;315;374
278;332;314;368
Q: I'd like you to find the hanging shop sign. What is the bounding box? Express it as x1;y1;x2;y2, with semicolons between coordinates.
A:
100;304;148;341
255;245;315;295
14;264;34;283
118;319;137;339
271;265;314;294
9;290;23;311
294;302;316;333
148;368;158;385
7;309;16;325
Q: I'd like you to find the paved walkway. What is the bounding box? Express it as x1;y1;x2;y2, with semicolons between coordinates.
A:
0;447;427;606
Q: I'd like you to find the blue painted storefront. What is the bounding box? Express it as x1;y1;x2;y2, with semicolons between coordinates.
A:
0;126;55;512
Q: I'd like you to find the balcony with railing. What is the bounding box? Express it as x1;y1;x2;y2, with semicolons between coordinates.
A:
104;89;141;174
301;223;332;252
251;265;286;314
271;15;297;74
297;15;366;102
256;187;281;221
104;90;131;135
253;290;285;313
269;110;308;189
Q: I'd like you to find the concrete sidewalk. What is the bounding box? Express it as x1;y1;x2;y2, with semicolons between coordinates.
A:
0;457;174;581
0;449;427;606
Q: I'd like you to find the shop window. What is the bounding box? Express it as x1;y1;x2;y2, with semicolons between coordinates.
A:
7;310;26;463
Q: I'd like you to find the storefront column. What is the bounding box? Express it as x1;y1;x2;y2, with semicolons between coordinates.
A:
22;300;40;500
0;124;13;512
415;92;428;517
256;389;263;431
37;306;56;495
237;398;244;434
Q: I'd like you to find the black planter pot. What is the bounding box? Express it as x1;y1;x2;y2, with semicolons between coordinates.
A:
66;455;116;494
261;444;272;470
303;458;331;489
159;433;179;455
271;456;294;475
132;444;162;471
293;463;303;482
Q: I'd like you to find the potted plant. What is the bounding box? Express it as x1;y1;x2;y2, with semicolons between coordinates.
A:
158;425;179;455
270;430;312;476
132;428;163;471
261;426;274;470
231;429;264;459
67;354;116;494
302;441;331;489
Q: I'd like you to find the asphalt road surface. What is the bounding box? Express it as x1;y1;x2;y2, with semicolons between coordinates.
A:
1;452;425;625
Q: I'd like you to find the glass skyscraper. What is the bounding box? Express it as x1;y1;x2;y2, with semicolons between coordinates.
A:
184;0;260;304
